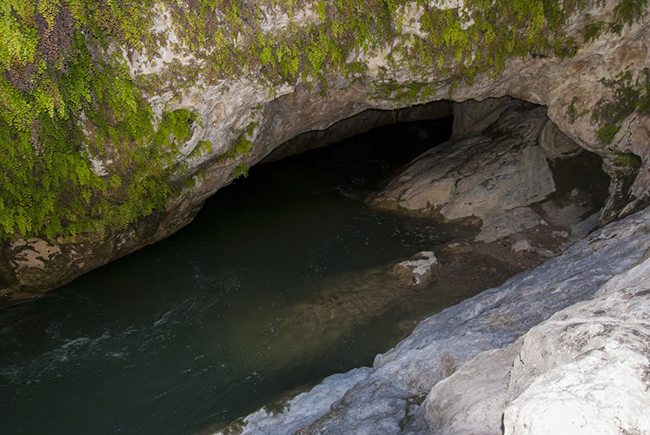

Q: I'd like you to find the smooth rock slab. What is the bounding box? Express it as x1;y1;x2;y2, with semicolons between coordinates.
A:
474;207;540;243
414;223;650;435
368;102;556;221
423;341;524;435
503;258;650;435
217;368;373;435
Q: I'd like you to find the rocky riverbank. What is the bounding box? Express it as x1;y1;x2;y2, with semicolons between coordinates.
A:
215;205;650;435
208;95;645;435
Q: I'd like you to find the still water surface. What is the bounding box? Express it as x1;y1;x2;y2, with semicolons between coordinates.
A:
0;118;457;434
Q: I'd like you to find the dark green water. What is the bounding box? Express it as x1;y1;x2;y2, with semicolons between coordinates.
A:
0;118;457;435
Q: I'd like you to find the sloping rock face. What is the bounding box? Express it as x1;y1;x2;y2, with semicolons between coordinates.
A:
424;240;650;435
502;264;650;435
368;100;557;220
218;205;650;435
1;1;650;301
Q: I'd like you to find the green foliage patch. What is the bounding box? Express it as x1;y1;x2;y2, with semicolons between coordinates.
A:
592;68;650;144
233;163;250;179
613;0;649;24
0;2;194;240
1;0;648;242
616;153;642;167
581;0;648;43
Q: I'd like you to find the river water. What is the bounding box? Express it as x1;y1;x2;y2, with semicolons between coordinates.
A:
0;117;465;435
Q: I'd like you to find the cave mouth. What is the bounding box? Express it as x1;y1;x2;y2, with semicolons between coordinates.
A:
0;100;611;435
0;111;465;435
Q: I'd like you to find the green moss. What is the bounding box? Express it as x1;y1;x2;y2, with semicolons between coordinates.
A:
262;400;288;415
583;20;606;43
616;153;642;167
0;24;196;239
613;0;649;24
596;124;621;145
1;0;648;241
592;68;650;145
151;0;602;90
233;163;249;179
188;140;213;159
222;121;257;160
372;81;438;104
220;419;246;435
567;97;579;122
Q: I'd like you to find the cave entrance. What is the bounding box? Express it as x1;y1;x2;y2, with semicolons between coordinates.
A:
0;98;612;435
0;102;466;435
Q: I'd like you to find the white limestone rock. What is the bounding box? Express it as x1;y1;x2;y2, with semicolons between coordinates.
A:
297;380;412;435
214;367;373;435
569;210;601;242
390;251;438;288
369;103;556;221
423;341;524;435
503;257;650;435
413;221;650;435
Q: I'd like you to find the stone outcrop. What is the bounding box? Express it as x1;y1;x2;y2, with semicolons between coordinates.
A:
538;118;583;161
426;242;650;435
389;251;438;288
502;265;650;435
368;101;556;221
217;205;650;435
368;98;613;246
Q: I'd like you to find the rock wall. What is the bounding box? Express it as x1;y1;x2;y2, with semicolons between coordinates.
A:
425;234;650;435
368;100;557;221
262;101;453;163
1;0;650;302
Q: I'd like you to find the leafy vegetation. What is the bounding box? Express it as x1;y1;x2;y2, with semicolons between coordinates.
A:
616;153;642;167
592;68;650;144
0;1;193;240
613;0;649;24
0;0;647;241
581;0;648;42
583;19;606;42
233;163;250;179
567;96;579;121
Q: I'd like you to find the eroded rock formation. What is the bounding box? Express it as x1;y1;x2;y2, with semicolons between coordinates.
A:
368;100;557;221
212;93;647;435
1;0;649;301
2;2;649;433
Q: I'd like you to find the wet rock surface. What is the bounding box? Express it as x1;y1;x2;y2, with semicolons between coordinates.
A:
390;251;438;288
217;206;650;435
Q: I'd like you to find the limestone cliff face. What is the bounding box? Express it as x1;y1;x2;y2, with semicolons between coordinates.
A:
1;0;649;301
